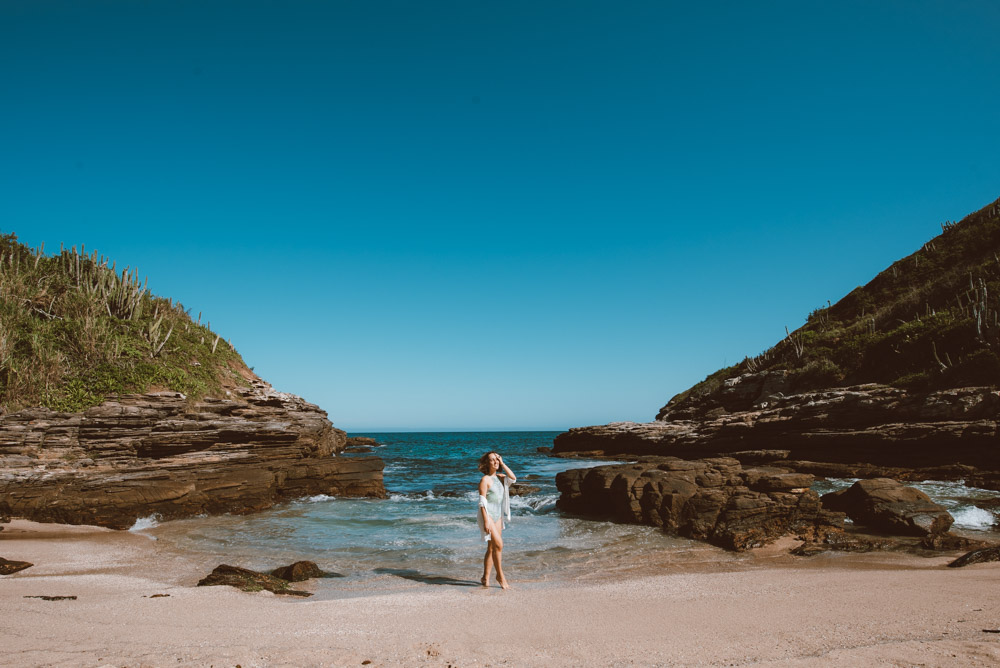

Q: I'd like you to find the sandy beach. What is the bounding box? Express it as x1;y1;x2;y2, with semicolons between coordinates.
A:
1;520;998;667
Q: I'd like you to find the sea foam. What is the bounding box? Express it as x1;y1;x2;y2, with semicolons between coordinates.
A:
951;505;997;531
129;515;160;532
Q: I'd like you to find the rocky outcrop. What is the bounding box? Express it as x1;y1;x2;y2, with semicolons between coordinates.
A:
345;436;379;447
0;383;385;529
553;378;1000;470
343;436;380;453
556;456;844;551
820;478;954;536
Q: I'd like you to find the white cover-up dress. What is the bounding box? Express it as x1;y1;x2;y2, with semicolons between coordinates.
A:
477;474;512;542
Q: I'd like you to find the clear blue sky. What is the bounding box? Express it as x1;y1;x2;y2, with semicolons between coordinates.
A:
3;1;999;430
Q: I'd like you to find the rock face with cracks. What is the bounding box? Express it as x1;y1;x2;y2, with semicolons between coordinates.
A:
556;456;844;551
0;382;385;529
553;377;1000;471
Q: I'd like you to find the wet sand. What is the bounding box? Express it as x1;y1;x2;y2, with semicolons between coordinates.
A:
2;520;999;667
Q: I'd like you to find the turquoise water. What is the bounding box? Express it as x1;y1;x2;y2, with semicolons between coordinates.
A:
144;432;1000;593
146;432;714;592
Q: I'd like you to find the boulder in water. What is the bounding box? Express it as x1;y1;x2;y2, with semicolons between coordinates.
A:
821;478;953;536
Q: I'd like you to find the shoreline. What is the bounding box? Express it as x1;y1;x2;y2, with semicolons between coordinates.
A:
2;520;1000;666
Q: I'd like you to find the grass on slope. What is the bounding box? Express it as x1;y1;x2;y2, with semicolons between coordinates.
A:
0;233;253;413
673;197;1000;405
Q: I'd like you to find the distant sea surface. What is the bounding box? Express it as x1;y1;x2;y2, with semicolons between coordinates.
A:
144;432;1000;596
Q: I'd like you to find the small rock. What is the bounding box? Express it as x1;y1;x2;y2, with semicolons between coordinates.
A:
536;446;552;454
947;546;1000;568
0;558;33;575
509;483;541;496
270;561;325;582
24;595;76;601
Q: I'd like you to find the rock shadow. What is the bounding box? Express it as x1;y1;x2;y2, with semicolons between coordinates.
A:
372;568;481;587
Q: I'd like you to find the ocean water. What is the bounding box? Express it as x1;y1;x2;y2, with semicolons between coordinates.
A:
144;432;1000;593
146;432;718;593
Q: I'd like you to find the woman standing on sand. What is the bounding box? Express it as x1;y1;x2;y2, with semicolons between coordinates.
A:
477;451;516;589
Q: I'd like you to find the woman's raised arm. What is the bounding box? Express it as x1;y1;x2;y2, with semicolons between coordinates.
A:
497;455;516;483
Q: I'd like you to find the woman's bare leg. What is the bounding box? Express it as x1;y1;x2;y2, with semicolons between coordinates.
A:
491;527;510;589
481;543;493;586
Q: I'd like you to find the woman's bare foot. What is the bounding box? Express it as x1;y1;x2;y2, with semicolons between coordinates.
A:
480;576;489;588
497;577;511;590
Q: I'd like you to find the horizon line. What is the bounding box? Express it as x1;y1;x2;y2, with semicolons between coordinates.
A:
341;427;570;434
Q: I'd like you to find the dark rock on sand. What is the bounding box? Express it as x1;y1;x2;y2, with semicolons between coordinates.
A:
791;529;985;556
556;456;843;551
0;557;33;575
197;564;312;596
791;533;904;555
270;561;326;582
919;533;990;551
820;478;953;536
948;546;1000;568
0;381;386;530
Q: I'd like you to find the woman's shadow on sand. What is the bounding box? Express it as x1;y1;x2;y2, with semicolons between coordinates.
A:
373;568;481;587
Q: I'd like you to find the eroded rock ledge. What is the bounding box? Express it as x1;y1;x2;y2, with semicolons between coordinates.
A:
0;382;385;529
556;456;844;551
554;375;1000;471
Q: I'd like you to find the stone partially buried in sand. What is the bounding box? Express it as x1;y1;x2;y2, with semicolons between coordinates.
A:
947;546;1000;568
269;560;327;582
197;564;312;596
1;557;33;575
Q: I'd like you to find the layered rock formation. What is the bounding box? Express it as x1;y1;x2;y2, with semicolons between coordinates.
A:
554;374;1000;472
0;382;385;529
556;456;843;551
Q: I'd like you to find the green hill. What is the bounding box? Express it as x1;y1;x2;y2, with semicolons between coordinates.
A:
668;196;1000;410
0;233;253;413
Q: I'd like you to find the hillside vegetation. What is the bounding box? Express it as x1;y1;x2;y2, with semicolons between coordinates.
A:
0;233;252;413
672;196;1000;406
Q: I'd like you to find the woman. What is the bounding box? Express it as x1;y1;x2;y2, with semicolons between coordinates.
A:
477;451;516;589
